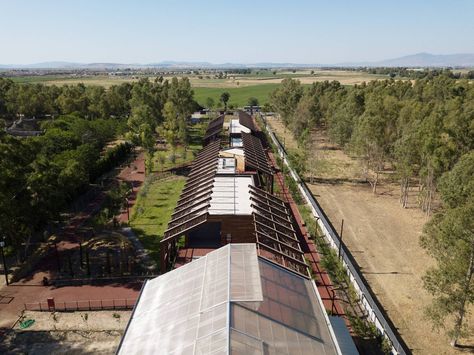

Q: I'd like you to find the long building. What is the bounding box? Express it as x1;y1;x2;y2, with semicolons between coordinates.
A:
117;112;358;355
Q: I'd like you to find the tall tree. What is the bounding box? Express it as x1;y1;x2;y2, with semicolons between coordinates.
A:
270;78;303;125
220;92;230;111
421;152;474;346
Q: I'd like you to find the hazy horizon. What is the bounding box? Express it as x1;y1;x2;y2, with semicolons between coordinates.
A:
1;0;473;65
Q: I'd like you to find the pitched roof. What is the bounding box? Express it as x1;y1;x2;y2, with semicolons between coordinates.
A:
249;185;309;278
242;132;273;176
238;110;257;132
203;115;224;143
117;244;341;355
162;140;221;243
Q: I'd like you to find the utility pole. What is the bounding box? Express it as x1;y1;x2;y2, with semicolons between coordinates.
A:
338;219;344;259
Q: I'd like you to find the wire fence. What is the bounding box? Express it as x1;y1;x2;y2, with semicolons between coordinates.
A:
24;298;137;312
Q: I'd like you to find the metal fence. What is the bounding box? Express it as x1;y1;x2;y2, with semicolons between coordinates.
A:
260;114;409;355
24;298;136;312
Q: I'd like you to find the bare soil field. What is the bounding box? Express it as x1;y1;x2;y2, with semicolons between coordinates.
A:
266;116;474;354
0;310;130;354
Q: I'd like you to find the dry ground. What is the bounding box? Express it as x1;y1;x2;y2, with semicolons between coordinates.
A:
0;310;130;354
32;69;392;88
266;116;474;355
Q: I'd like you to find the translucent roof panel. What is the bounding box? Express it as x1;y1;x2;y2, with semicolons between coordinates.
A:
118;244;264;355
230;244;263;302
221;147;244;157
230;258;339;355
118;244;340;355
208;176;254;215
230;119;251;135
231;137;243;147
217;157;236;174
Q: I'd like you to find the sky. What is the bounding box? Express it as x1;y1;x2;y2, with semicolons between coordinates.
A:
1;0;473;65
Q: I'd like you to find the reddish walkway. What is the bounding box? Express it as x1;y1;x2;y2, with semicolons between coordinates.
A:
0;152;147;330
117;152;146;223
267;150;345;316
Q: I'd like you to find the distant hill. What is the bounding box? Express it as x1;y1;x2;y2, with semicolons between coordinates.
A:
1;53;474;69
339;53;474;67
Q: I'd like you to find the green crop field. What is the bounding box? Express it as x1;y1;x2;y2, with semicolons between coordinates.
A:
193;84;280;107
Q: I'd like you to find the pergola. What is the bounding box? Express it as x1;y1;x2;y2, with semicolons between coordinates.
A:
160;140;221;271
249;185;309;278
203;114;224;146
242;132;273;192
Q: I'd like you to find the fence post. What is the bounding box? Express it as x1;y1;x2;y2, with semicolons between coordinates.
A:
113;299;115;310
89;300;91;311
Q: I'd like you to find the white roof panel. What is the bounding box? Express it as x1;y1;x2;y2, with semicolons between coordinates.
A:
230;119;251;135
118;244;263;355
208;176;254;215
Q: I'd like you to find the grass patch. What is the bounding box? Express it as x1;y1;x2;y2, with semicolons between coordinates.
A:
193;84;280;107
129;175;185;266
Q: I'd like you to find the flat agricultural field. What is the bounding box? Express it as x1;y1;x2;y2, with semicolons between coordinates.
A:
193;84;280;107
266;116;473;354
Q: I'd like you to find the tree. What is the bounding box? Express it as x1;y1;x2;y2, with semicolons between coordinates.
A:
438;152;474;208
351;93;399;193
220;92;230;111
270;78;303;125
421;152;474;347
206;97;215;109
421;201;474;347
161;101;181;151
247;97;259;107
127;105;156;175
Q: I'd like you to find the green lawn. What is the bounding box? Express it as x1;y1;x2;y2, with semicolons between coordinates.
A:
193;84;280;107
129;175;186;266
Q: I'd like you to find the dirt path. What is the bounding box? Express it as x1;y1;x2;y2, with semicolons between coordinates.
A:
265;115;473;354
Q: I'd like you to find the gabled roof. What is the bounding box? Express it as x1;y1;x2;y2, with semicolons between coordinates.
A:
117;244;341;355
203;115;224;143
249;185;309;278
238;110;257;132
162;140;221;243
242;132;273;176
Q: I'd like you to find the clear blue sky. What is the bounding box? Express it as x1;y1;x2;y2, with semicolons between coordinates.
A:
1;0;473;64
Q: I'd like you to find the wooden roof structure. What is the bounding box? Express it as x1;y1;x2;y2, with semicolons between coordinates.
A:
203;115;224;144
242;132;273;176
249;185;309;277
238;111;257;132
162;140;221;243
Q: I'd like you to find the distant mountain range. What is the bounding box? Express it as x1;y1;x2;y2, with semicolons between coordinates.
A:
1;53;473;69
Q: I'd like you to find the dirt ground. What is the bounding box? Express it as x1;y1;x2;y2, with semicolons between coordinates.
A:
0;310;130;354
266;116;474;355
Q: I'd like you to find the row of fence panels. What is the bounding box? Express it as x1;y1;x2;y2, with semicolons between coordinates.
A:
24;299;136;312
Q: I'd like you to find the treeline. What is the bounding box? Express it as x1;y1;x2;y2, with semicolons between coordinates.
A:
362;67;474;79
270;76;474;212
0;77;198;256
270;76;474;345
